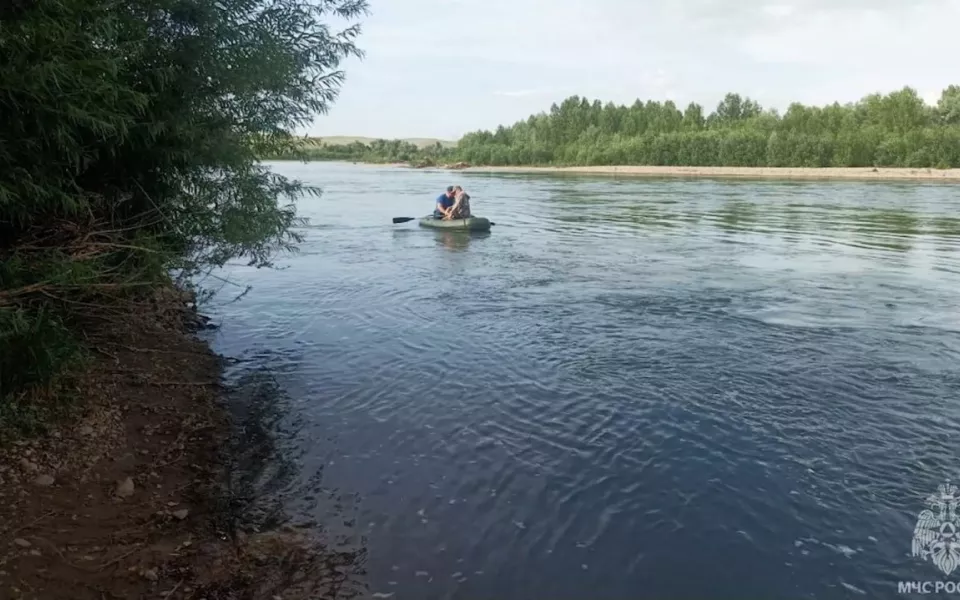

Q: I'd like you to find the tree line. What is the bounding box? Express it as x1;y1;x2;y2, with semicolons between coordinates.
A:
287;138;449;166
0;0;365;435
285;86;960;168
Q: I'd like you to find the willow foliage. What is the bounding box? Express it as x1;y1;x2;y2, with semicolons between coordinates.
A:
0;0;367;431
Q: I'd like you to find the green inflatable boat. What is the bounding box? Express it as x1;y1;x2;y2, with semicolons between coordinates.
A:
418;215;492;232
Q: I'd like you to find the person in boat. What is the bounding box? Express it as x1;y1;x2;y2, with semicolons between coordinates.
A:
448;185;472;219
433;186;457;219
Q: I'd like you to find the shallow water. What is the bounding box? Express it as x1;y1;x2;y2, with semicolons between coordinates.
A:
206;162;960;599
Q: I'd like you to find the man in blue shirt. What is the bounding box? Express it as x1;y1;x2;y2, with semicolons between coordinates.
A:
434;186;456;219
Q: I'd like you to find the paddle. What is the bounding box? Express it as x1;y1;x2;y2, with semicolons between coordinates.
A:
392;216;496;226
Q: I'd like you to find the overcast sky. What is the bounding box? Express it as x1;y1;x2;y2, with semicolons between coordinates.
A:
307;0;960;140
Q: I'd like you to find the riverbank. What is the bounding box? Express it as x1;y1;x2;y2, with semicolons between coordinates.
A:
0;285;364;600
444;165;960;181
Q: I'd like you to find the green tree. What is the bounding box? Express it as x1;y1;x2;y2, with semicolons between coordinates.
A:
937;85;960;125
682;102;705;130
1;0;367;432
451;87;960;169
295;85;960;171
711;93;762;126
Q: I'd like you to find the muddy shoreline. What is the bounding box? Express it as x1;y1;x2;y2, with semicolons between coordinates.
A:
0;286;364;599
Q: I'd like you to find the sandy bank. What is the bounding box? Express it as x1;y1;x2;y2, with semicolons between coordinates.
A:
448;165;960;182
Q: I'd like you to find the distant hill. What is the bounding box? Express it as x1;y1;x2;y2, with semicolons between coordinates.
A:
306;136;457;149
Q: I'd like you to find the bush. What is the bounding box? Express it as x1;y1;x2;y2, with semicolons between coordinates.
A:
0;0;368;434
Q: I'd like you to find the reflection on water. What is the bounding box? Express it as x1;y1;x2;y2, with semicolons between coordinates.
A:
224;367;297;533
214;357;370;596
435;230;490;252
207;163;960;599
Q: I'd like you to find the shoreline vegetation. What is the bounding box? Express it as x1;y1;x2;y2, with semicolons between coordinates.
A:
275;86;960;176
266;156;960;181
1;0;368;598
426;164;960;182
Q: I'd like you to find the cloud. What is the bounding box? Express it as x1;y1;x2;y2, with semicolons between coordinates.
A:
492;90;548;97
761;4;796;17
308;0;960;138
738;2;958;64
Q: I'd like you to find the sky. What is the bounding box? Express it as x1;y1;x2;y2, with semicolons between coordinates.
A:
307;0;960;141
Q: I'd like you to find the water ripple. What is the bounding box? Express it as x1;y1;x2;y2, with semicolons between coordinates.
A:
207;163;960;599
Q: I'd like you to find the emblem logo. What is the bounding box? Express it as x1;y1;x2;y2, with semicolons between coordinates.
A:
913;480;960;576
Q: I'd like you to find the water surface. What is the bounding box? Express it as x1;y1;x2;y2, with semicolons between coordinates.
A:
207;162;960;599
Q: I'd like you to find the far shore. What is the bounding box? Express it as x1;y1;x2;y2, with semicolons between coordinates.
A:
403;164;960;182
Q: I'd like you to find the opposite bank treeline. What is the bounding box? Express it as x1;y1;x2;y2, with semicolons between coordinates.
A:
288;87;960;168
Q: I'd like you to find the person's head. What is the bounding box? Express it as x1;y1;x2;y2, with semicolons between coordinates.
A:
446;185;455;197
453;185;463;193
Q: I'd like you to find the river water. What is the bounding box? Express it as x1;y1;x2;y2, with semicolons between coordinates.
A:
205;161;960;599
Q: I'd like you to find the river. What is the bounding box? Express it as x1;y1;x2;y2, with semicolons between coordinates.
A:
205;161;960;599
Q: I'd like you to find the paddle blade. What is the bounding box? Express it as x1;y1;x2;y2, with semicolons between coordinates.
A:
392;217;416;224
